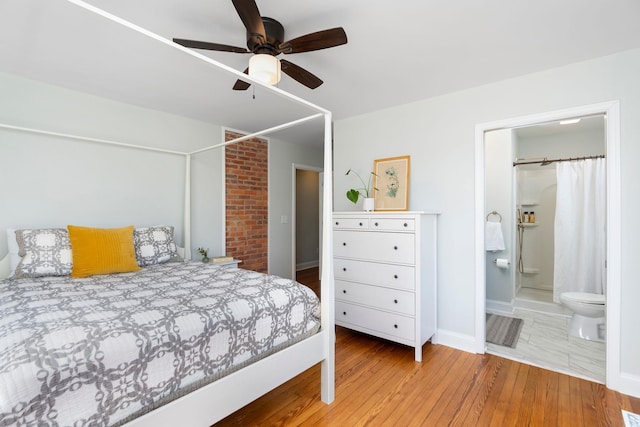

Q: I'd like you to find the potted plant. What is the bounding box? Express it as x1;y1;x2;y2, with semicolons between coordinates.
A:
345;169;377;211
197;247;210;263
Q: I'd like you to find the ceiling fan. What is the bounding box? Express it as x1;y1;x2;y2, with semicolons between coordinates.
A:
173;0;347;90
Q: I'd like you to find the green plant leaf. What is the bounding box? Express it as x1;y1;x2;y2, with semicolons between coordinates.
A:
346;189;360;204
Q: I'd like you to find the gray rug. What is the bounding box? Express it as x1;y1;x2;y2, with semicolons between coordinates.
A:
486;313;524;348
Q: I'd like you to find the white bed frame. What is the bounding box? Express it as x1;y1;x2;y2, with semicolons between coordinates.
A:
1;1;336;425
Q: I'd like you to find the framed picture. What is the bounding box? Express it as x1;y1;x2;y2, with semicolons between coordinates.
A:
373;155;410;211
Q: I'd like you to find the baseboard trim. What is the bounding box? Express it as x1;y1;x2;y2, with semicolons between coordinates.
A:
296;260;319;271
434;329;479;354
609;371;640;399
486;299;514;315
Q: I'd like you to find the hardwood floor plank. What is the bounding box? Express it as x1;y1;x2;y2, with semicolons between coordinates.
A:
468;356;517;426
515;362;538;425
486;359;525;426
376;345;459;426
434;355;498;425
412;350;486;424
557;373;573;426
528;367;555;425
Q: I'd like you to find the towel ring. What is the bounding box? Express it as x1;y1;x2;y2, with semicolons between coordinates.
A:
486;211;502;222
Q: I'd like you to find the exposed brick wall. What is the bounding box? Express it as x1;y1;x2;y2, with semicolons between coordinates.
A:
225;130;268;273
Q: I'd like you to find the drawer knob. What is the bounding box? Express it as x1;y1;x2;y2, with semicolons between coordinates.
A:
343;242;347;246
335;221;339;226
374;222;379;226
343;290;347;294
343;267;347;271
343;311;347;316
359;222;363;226
394;274;398;279
394;324;398;329
394;299;398;304
393;246;398;250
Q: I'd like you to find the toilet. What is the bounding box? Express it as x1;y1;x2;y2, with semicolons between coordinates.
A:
559;292;606;342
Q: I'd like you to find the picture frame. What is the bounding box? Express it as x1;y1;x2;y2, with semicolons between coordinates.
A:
373;155;410;211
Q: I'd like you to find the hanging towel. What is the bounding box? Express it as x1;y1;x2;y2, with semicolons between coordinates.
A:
485;221;505;252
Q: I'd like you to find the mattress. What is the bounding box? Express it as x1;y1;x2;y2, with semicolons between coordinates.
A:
0;261;321;426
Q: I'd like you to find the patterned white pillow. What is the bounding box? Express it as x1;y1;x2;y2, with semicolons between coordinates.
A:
133;225;180;267
14;228;73;278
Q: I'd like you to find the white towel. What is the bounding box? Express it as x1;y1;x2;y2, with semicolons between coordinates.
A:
485;221;505;252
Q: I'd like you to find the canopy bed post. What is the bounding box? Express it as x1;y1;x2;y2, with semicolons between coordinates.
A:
183;153;192;260
320;111;335;403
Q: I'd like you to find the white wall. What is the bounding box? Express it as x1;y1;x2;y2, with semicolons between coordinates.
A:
0;72;224;257
334;49;640;387
0;71;325;278
268;139;323;278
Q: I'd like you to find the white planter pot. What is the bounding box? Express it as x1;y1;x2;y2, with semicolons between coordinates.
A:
362;198;375;212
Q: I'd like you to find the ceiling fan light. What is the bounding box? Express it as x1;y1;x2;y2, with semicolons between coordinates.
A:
249;54;281;85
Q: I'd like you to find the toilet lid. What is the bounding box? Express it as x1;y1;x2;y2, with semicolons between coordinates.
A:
562;292;605;304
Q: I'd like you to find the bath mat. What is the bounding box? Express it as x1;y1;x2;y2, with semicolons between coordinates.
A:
486;314;524;348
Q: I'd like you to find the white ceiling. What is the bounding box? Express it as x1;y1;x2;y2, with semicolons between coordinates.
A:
2;0;640;146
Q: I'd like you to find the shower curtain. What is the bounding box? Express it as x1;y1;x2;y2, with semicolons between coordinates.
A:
553;158;606;302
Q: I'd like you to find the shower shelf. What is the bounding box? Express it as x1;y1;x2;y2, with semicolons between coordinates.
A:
520;201;539;206
520;223;539;227
521;267;540;274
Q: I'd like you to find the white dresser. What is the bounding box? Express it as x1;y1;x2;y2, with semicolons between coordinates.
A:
333;211;438;361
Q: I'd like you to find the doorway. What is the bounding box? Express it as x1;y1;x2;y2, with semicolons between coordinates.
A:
475;101;621;387
292;164;322;280
485;115;607;381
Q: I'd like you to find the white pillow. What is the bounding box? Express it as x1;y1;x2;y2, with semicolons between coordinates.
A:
13;228;73;278
6;228;21;278
133;225;181;267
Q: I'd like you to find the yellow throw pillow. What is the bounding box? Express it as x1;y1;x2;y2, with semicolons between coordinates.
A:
68;225;141;278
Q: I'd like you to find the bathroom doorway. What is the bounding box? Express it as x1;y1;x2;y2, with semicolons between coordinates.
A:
474;101;621;387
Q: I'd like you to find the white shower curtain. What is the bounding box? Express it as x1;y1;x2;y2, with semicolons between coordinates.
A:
553;158;606;302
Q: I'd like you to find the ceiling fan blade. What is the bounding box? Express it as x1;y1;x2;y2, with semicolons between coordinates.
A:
279;27;347;54
232;0;266;47
280;60;323;89
173;38;250;53
233;68;251;91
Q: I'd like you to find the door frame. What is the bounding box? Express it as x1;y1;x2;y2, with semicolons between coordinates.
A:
474;101;621;388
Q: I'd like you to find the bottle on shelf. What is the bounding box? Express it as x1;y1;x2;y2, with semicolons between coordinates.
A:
523;212;530;223
529;211;535;223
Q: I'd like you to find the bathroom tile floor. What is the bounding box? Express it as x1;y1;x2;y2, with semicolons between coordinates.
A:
486;308;606;383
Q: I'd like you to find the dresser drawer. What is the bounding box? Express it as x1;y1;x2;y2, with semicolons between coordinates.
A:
334;230;415;264
334;258;415;291
336;301;415;342
336;280;415;315
370;218;415;231
333;217;369;230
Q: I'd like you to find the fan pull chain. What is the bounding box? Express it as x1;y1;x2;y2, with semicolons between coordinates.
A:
252;86;256;100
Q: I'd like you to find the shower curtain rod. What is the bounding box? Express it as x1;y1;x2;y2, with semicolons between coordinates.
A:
513;154;605;167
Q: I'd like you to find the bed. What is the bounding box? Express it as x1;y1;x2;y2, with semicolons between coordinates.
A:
0;225;333;426
0;2;335;425
0;0;335;426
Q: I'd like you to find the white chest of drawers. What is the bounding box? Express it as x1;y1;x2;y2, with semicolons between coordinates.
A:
333;211;438;361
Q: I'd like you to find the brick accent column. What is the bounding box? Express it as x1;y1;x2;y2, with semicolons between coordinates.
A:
225;131;268;273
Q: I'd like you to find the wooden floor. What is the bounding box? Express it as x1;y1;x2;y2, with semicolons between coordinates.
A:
213;268;640;426
295;266;321;296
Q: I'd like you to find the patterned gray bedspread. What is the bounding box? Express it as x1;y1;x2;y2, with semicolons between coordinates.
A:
0;262;320;426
